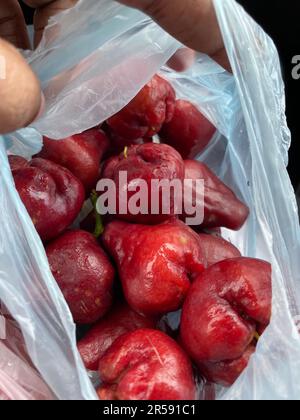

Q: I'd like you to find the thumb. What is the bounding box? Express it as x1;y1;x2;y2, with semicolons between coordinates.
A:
0;39;42;134
117;0;229;70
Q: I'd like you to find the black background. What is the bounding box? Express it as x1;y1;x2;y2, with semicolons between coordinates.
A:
19;1;300;187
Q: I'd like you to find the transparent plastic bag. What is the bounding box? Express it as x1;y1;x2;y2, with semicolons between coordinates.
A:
0;0;300;400
0;310;54;400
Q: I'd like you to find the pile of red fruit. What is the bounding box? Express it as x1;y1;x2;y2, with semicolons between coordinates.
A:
9;74;272;400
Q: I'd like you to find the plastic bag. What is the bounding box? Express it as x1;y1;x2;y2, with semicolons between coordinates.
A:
0;310;54;400
0;0;300;400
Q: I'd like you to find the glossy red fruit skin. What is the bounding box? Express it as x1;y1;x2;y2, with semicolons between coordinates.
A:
37;128;109;194
9;156;85;242
107;75;176;140
98;329;196;400
183;159;249;230
199;233;241;268
46;230;115;325
180;257;272;386
102;143;185;225
160;100;216;159
103;219;205;316
78;303;156;371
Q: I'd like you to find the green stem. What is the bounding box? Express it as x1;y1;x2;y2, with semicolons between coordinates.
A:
91;190;104;238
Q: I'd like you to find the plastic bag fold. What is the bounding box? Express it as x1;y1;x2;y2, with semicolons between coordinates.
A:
0;0;299;400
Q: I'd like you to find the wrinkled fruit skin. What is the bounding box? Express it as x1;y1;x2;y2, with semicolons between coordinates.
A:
183;160;249;230
37;128;109;194
46;230;114;324
10;156;85;242
180;257;272;386
107;75;176;140
160;100;216;159
78;303;156;371
98;329;196;400
103;220;205;316
199;233;241;268
102;143;185;224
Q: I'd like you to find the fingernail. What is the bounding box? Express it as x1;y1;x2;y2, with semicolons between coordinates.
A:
32;92;46;123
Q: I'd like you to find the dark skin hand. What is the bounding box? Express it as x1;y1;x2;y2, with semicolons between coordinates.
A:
117;0;230;70
0;0;77;134
0;0;229;135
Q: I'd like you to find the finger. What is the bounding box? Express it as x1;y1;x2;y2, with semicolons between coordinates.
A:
117;0;230;71
0;39;42;134
0;0;30;49
23;0;78;48
167;48;196;72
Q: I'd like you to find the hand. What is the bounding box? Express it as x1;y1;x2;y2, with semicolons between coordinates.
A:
0;0;229;136
0;0;76;135
117;0;230;70
0;0;194;135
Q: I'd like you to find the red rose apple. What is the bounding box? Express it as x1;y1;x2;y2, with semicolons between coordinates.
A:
160;99;216;159
46;230;115;324
98;329;196;400
9;156;85;242
101;143;185;224
37;128;109;194
199;233;241;267
103;219;205;316
107;74;176;140
180;257;272;386
183;159;249;230
78;303;156;371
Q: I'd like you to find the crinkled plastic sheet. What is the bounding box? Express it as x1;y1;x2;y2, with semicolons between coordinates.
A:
0;313;54;400
0;0;300;400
